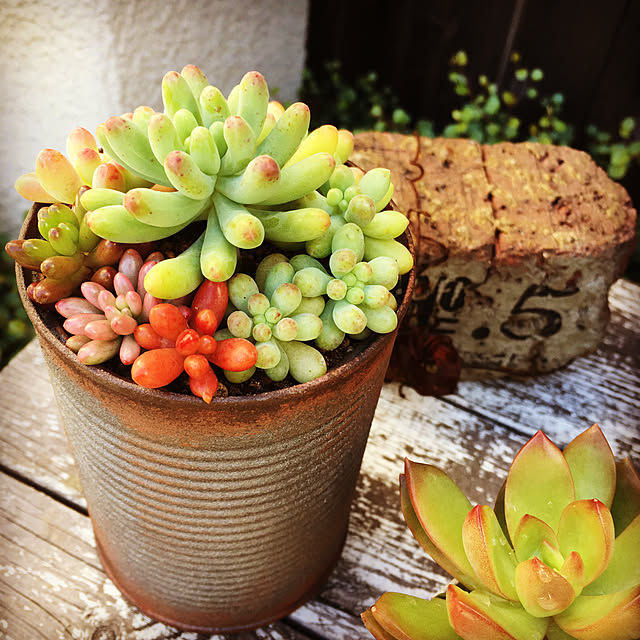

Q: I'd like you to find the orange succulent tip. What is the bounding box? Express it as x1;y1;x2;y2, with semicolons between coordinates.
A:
66;126;98;158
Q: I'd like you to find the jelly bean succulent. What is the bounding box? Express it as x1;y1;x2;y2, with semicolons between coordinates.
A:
362;424;640;640
54;248;164;365
6;64;413;400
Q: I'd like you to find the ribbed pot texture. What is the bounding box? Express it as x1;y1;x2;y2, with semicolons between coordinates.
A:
17;203;415;632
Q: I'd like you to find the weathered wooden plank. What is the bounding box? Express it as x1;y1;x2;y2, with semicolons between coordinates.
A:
441;279;640;453
1;281;637;508
327;391;530;619
0;340;85;508
0;281;637;638
0;472;315;640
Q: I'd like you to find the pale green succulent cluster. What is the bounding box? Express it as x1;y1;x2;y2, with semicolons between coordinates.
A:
363;424;640;640
81;66;357;300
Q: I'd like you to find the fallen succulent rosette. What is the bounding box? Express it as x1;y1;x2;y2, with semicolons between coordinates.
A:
362;424;640;640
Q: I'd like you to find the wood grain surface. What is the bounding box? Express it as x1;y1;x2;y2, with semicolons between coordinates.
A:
0;278;638;639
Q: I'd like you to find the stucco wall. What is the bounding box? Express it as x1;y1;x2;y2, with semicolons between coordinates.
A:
1;0;309;236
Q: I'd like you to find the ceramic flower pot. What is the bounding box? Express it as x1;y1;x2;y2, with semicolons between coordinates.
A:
16;203;415;632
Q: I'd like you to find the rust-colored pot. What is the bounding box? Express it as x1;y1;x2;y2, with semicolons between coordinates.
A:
17;204;415;632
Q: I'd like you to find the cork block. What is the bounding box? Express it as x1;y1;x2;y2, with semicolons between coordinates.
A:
351;133;637;373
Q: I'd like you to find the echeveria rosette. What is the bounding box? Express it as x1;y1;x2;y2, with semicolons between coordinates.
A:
80;65;356;300
362;424;640;640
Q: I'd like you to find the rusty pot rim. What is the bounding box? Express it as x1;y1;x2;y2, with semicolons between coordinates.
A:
17;202;415;409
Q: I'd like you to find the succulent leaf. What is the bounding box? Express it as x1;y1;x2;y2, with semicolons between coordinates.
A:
200;207;237;282
255;101;310;167
235;71;269;139
563;424;616;506
584;513;640;595
101;116;170;187
557;499;614;586
124;188;208;227
364;236;414;274
284;124;339;168
446;585;548;640
362;608;403;640
513;514;560;564
610;457;640;534
558;551;586;597
404;460;479;589
553;584;640;640
505;431;575;542
35;149;85;203
514;557;576;617
363;592;462;640
144;233;204;299
249;207;331;243
279;339;326;383
462;505;518;600
86;205;190;243
256;152;336;206
162;70;201;123
14;171;58;203
545;619;581;640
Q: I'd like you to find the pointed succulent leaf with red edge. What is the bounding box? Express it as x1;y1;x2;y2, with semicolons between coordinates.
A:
514;556;576;617
584;512;640;595
513;514;560;564
553;584;640;640
462;505;518;601
404;460;479;590
556;499;614;587
400;475;477;588
361;609;398;640
362;592;462;640
563;424;616;507
446;584;548;640
558;551;586;595
610;456;640;534
504;431;575;542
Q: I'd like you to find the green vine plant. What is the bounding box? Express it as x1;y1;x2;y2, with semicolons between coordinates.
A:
300;51;639;181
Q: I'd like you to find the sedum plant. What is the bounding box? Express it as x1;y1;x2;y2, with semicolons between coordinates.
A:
5;64;413;400
362;424;640;640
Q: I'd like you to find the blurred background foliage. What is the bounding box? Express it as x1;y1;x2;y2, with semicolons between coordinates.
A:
300;50;640;285
0;230;33;369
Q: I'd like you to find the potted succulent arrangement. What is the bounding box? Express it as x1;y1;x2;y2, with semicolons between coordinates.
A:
6;65;415;632
362;423;640;640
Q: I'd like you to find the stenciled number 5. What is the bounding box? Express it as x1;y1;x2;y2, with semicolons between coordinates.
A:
500;284;578;340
